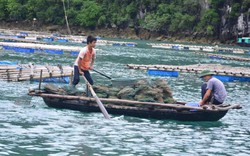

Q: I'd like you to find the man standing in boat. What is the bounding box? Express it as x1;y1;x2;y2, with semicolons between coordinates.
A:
72;35;97;92
199;70;227;106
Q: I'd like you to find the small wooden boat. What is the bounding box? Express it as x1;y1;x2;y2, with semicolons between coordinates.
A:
28;91;241;121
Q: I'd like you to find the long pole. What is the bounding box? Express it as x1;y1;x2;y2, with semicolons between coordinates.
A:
93;69;112;79
38;70;43;90
62;0;71;35
82;75;110;119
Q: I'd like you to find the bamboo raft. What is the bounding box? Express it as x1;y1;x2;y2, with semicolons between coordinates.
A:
148;43;247;54
97;40;137;46
0;30;86;43
28;91;241;121
0;36;44;44
0;31;136;47
127;64;250;78
194;52;250;62
0;42;81;53
0;63;73;82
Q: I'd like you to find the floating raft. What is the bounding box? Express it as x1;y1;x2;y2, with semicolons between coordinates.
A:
97;40;137;47
0;36;44;44
0;63;73;83
0;30;137;47
148;43;247;54
194;52;250;62
127;64;250;82
0;30;87;43
0;42;81;54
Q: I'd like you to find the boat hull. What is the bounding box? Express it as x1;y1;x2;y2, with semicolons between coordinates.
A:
43;97;228;121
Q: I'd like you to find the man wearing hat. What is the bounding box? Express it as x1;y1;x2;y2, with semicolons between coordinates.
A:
199;70;227;106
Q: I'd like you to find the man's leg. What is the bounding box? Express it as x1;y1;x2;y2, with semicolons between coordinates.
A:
83;70;94;85
83;70;93;96
72;65;80;86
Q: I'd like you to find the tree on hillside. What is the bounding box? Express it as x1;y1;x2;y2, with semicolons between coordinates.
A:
6;0;27;21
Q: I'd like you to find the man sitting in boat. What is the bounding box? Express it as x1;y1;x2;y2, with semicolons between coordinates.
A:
199;70;227;106
72;35;97;95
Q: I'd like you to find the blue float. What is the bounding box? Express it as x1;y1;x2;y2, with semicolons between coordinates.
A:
209;56;222;60
19;32;28;36
43;38;54;42
58;39;68;43
3;46;13;50
16;35;25;38
214;75;250;82
172;46;179;50
125;43;135;47
14;47;35;53
35;48;44;52
3;39;15;42
52;34;61;37
70;51;79;55
0;61;17;65
148;70;179;77
112;43;121;46
44;49;64;55
33;76;70;83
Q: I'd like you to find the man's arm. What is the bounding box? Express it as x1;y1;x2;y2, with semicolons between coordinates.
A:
199;89;212;106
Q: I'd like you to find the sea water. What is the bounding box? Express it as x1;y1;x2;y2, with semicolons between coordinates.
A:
0;39;249;155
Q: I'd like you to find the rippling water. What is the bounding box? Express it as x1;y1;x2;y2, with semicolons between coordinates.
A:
0;40;249;155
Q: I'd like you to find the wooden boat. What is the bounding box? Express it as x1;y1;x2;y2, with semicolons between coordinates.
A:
28;91;241;121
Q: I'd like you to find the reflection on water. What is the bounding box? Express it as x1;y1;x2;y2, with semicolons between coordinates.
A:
0;41;250;155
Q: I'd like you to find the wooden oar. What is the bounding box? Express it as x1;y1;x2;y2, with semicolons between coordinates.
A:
82;75;110;119
93;69;112;79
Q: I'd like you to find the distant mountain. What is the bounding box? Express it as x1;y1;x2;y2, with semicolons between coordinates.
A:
0;0;249;43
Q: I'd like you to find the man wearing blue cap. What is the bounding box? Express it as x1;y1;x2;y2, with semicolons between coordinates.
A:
199;70;227;106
